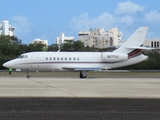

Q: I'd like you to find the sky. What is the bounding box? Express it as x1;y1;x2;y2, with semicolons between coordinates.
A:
0;0;160;45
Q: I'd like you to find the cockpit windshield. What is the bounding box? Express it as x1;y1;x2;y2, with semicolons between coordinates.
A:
17;55;21;59
17;55;28;59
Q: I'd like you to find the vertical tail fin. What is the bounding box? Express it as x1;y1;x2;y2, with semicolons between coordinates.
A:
113;27;148;54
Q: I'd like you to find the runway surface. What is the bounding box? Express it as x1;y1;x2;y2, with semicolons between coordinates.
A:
0;76;160;119
0;76;160;98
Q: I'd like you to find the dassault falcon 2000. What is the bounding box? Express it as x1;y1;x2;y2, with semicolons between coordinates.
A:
3;27;152;78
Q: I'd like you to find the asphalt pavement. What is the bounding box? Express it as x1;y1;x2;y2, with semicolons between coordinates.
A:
0;97;160;120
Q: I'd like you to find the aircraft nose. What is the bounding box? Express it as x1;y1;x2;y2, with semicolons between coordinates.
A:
3;62;11;68
3;62;8;68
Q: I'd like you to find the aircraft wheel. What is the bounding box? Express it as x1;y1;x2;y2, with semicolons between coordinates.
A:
26;75;30;78
80;74;83;78
79;72;87;78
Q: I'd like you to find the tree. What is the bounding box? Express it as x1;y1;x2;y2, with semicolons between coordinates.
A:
48;44;59;51
117;51;160;70
60;40;85;51
60;40;74;51
0;35;23;69
0;35;22;56
73;40;85;51
24;42;47;52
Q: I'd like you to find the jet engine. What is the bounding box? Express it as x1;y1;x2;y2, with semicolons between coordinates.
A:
102;53;128;62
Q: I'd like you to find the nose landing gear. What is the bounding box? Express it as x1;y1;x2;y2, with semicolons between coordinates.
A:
26;70;30;78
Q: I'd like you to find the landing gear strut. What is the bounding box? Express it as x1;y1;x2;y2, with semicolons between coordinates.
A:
79;71;87;78
26;69;30;78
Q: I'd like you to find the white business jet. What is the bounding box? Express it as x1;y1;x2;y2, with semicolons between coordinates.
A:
3;27;151;78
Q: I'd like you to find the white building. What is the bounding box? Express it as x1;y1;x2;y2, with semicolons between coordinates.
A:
78;28;122;49
30;38;48;46
107;28;122;46
0;20;15;36
118;38;160;52
144;38;160;48
56;33;74;47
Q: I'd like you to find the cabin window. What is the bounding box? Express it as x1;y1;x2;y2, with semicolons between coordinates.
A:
77;58;79;60
65;57;67;60
57;57;59;60
50;57;52;60
69;57;71;60
53;57;56;60
46;57;48;60
61;57;63;60
73;57;75;60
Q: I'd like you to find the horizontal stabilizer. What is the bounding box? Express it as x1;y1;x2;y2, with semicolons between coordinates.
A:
126;46;155;50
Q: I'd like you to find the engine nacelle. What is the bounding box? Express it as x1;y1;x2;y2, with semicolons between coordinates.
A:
102;53;128;62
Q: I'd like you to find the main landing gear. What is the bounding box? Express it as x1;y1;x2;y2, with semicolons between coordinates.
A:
79;71;87;78
26;69;30;78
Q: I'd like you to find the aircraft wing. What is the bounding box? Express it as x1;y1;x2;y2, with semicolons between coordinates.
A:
74;67;101;71
62;67;102;71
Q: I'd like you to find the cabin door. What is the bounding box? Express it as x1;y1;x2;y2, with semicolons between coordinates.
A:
31;54;39;69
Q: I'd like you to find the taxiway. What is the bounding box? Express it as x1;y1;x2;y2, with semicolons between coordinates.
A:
0;76;160;98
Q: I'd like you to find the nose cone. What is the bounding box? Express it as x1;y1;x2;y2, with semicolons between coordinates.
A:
3;62;10;68
3;60;15;68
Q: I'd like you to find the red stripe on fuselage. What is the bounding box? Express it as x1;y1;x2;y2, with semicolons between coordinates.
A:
128;49;142;59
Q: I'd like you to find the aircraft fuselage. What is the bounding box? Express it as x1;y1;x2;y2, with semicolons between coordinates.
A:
3;52;147;71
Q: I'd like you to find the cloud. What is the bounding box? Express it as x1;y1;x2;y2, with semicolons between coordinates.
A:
69;1;146;33
145;10;160;23
69;13;90;31
115;1;145;15
91;12;115;27
69;12;114;31
118;15;134;25
69;1;160;39
11;15;32;37
39;34;48;40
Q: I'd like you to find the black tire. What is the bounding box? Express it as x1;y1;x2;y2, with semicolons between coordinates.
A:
26;75;30;78
79;73;87;78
